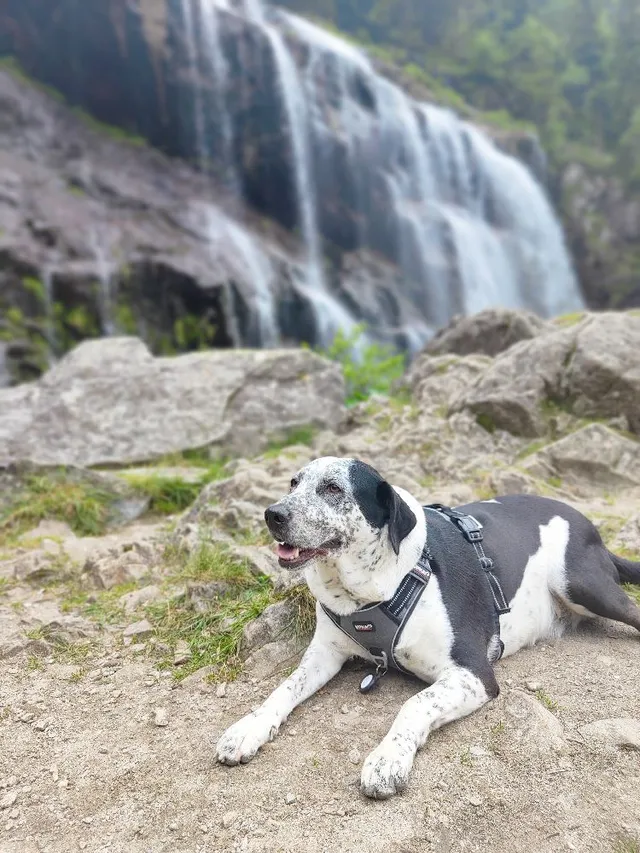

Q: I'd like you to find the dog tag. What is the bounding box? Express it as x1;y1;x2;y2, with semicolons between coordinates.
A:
359;672;379;693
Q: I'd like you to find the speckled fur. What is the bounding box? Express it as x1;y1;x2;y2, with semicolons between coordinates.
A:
216;457;640;799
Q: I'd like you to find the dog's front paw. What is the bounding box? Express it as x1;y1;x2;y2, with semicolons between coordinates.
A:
360;740;414;800
216;710;279;766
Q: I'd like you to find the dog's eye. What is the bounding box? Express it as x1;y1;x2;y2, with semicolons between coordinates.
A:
325;482;343;495
290;478;299;490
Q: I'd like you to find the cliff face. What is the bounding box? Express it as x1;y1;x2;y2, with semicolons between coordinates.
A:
0;0;585;384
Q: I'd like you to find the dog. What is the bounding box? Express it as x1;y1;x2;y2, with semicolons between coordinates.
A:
216;456;640;799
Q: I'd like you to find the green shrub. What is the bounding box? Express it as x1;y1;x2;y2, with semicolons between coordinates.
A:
314;324;406;406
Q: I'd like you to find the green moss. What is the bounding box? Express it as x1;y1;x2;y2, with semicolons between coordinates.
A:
552;312;586;328
0;56;65;103
22;276;45;303
70;107;146;147
476;412;497;434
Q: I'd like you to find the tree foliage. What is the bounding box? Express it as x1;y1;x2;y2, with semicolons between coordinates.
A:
279;0;640;183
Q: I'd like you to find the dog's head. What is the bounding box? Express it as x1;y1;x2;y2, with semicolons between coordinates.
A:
264;457;417;572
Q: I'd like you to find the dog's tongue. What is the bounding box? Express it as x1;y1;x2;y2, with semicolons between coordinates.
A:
277;544;300;561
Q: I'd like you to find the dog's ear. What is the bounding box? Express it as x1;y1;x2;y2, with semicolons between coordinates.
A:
376;481;417;555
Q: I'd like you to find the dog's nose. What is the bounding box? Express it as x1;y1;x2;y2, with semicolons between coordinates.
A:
265;504;290;530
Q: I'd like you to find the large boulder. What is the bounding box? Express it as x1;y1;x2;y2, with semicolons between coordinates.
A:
452;312;640;437
423;308;547;358
522;424;640;488
0;337;345;466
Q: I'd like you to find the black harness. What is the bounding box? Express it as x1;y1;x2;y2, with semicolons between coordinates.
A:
321;504;511;693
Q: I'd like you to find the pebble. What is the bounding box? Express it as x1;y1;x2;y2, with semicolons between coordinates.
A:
0;792;18;809
122;620;154;640
154;708;169;727
98;748;108;755
174;640;192;666
33;719;48;732
348;748;361;765
285;793;296;805
50;766;59;782
470;746;490;758
467;795;483;807
222;811;238;829
129;643;147;654
216;683;227;698
9;808;19;819
525;680;542;693
82;816;93;824
168;822;178;831
340;704;350;714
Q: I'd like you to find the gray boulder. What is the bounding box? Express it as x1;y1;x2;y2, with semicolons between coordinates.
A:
424;308;548;358
522;424;640;488
0;337;345;467
453;312;640;437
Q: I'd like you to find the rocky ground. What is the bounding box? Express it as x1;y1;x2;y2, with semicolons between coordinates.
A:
1;309;640;853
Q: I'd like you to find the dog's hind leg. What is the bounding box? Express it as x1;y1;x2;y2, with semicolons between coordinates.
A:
360;663;499;800
561;548;640;633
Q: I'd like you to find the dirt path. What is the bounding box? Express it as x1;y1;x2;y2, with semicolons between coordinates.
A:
1;611;639;853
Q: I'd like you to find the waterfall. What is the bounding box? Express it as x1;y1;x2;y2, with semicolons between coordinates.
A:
174;0;583;353
242;1;360;345
203;205;279;346
90;230;116;336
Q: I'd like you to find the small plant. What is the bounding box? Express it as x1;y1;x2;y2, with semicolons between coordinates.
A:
613;836;640;853
459;746;473;766
313;324;406;406
535;688;560;713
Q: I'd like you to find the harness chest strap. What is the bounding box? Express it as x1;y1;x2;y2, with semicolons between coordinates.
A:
321;505;511;686
321;549;433;680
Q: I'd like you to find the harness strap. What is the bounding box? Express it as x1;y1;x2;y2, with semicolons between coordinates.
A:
424;504;511;616
320;533;433;677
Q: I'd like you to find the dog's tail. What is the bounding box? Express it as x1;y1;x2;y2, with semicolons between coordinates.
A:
609;550;640;585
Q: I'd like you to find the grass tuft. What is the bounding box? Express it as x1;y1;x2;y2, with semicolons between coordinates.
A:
0;472;119;546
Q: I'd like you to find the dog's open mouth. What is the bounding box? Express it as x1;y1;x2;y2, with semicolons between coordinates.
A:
276;540;339;569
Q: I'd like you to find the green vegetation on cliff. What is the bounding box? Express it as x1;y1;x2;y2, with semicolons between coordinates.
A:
280;0;640;183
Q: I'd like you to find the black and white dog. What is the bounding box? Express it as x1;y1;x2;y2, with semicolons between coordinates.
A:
216;457;640;799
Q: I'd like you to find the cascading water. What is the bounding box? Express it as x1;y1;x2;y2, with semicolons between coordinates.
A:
90;229;116;336
242;0;360;345
176;0;583;353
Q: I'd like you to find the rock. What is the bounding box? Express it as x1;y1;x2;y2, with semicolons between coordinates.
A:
222;811;239;829
84;543;157;591
348;748;361;765
560;312;640;432
612;515;640;557
523;424;640;488
186;581;233;614
504;689;566;755
153;708;169;727
451;326;577;437
241;601;298;654
243;638;306;681
32;719;48;732
525;681;543;693
123;620;154;641
215;683;227;698
119;585;161;615
0;792;17;809
579;718;640;751
406;353;493;413
453;312;640;437
285;793;297;805
424;309;547;358
0;337;345;467
173;640;192;666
